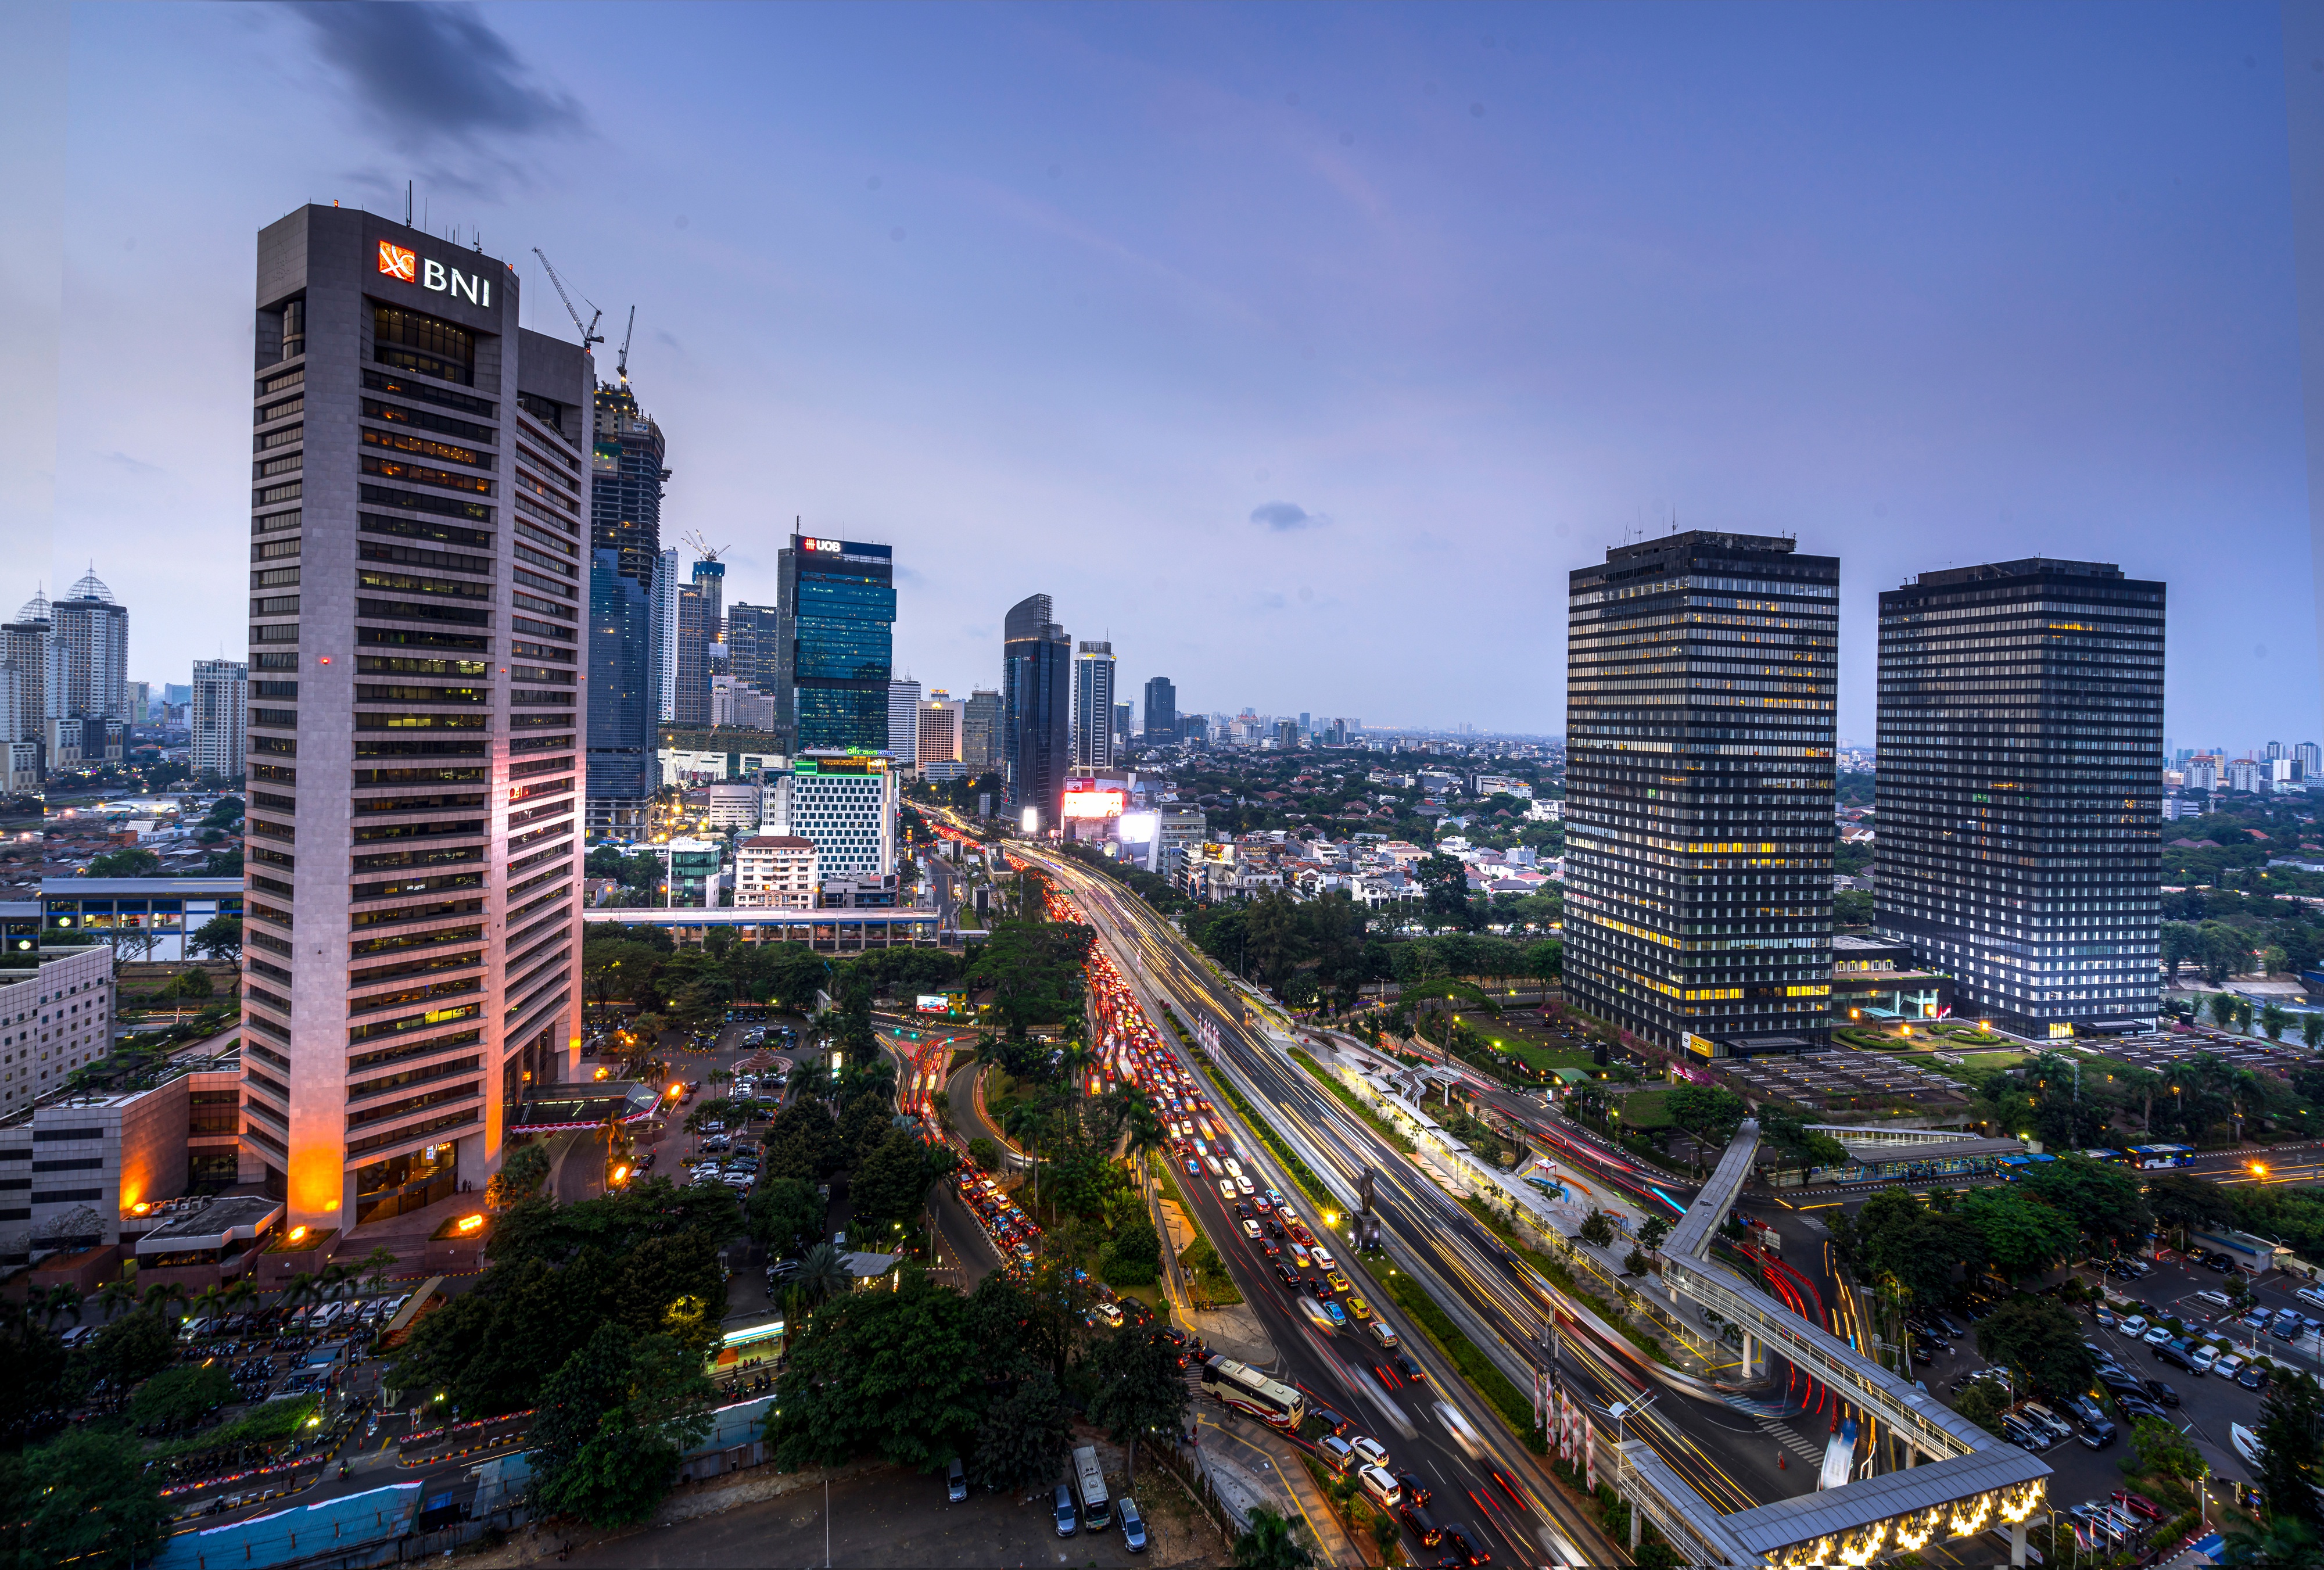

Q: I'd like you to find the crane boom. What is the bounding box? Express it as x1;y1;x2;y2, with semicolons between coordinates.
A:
529;248;604;348
617;306;637;383
680;530;732;562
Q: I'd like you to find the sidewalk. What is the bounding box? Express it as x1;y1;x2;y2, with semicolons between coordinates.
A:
1198;1413;1373;1567
1150;1182;1276;1365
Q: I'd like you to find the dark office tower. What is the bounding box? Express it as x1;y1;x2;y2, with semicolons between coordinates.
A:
673;580;712;726
246;205;589;1229
726;602;779;694
1565;531;1839;1060
1002;594;1073;826
1875;559;2164;1038
586;377;665;835
774;533;894;750
1143;677;1176;740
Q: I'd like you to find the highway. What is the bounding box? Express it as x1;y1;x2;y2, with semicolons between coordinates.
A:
1008;840;1834;1563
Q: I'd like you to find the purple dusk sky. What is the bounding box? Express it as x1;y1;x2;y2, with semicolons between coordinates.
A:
6;1;2316;748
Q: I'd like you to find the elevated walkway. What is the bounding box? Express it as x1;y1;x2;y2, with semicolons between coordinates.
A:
1604;1124;2051;1564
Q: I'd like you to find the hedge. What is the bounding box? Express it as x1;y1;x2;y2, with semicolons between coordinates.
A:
1380;1266;1546;1452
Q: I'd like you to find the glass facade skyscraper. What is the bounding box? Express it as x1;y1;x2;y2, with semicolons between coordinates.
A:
1002;594;1072;826
1565;531;1839;1058
586;378;664;833
775;534;894;751
1875;558;2165;1037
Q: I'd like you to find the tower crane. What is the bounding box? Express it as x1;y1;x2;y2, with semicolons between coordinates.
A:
616;306;637;384
529;248;603;349
680;530;731;562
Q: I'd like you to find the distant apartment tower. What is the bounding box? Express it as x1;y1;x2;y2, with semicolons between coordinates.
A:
189;659;248;781
1876;559;2164;1037
774;533;895;751
51;570;130;723
244;204;590;1227
1073;640;1115;769
1565;531;1839;1058
1143;676;1176;740
2298;741;2323;780
652;546;680;721
917;690;963;766
585;374;665;835
1003;596;1073;825
2;593;49;779
887;678;921;764
960;687;1000;772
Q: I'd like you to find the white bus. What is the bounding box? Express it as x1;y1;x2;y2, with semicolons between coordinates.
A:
1201;1354;1308;1430
1071;1443;1110;1531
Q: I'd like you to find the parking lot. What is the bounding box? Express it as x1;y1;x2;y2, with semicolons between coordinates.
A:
1923;1249;2313;1551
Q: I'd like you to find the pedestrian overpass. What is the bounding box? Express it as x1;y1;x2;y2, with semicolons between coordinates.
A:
1611;1121;2049;1567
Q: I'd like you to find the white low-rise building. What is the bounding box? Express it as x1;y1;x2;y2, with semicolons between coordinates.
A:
735;836;817;910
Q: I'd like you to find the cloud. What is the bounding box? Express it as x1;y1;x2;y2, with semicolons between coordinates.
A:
101;451;163;476
1250;500;1329;532
288;2;584;151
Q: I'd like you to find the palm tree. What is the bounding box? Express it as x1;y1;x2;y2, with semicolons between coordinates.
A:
794;1242;849;1308
140;1279;187;1319
94;1278;139;1322
1232;1506;1315;1570
40;1284;84;1329
219;1277;259;1320
2262;1002;2293;1044
358;1246;400;1294
182;1284;227;1327
277;1271;322;1317
317;1263;362;1302
2221;1512;2324;1568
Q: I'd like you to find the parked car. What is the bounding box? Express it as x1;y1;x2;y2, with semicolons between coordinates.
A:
2116;1315;2149;1338
2079;1420;2118;1450
1118;1496;1148;1554
946;1458;967;1503
2238;1363;2270;1391
2190;1345;2219;1375
2140;1324;2173;1347
2143;1378;2181;1408
2197;1289;2235;1310
1053;1483;1079;1537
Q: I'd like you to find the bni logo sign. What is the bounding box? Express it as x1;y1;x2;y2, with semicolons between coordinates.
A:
375;239;493;306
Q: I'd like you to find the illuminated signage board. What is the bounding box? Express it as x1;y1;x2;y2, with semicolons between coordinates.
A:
1117;811;1160;843
376;239;493;307
791;535;892;562
1061;788;1125;820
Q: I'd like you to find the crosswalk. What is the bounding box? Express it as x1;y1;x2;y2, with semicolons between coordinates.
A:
1763;1419;1824;1464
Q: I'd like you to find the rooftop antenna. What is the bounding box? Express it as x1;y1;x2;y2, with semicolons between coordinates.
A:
529;248;604;349
406;180;413;227
616;306;637;385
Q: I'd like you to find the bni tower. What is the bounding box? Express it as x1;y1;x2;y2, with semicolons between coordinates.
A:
1565;531;1839;1058
246;206;590;1227
1875;558;2164;1037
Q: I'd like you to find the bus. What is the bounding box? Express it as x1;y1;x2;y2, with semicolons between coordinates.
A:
1071;1443;1111;1532
1201;1355;1307;1430
2128;1144;2195;1170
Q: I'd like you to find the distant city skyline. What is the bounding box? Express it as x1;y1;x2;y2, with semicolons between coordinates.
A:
10;3;2320;740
